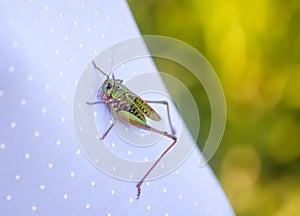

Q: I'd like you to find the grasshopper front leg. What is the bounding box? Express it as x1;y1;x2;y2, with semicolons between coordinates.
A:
86;102;117;140
116;110;177;199
86;101;105;105
99;110;117;140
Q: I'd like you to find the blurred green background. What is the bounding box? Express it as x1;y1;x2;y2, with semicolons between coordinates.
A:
128;0;300;215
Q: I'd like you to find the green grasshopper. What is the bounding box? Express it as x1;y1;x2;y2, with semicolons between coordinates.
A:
86;60;177;199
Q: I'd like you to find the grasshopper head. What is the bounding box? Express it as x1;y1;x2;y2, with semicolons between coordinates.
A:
100;78;115;101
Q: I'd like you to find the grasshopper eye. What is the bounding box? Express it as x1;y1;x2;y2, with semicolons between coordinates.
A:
106;83;112;89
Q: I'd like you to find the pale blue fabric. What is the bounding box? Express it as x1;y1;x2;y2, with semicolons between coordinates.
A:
0;0;234;215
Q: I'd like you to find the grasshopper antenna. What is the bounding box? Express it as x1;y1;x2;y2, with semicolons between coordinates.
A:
92;44;117;79
108;44;117;80
92;60;109;79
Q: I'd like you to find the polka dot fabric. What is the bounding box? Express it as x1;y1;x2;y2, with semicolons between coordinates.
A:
0;0;234;215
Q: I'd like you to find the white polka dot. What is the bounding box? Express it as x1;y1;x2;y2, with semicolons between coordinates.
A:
59;13;63;19
13;41;18;48
20;99;26;105
48;163;53;169
91;181;96;187
61;93;66;99
101;33;104;38
56;140;61;146
0;143;5;150
79;43;83;48
87;27;91;32
34;131;40;137
25;153;30;159
175;169;179;175
94;10;99;16
111;190;115;195
128;150;132;155
147;205;151;210
81;4;85;9
144;157;148;162
85;203;90;209
0;90;4;97
10;122;16;128
179;194;183;200
146;182;150;186
112;166;116;171
73;21;78;26
111;143;115;148
40;185;45;190
61;117;66;123
15;174;21;181
106;16;111;21
64;36;69;41
163;188;167;193
42;108;47;114
49;27;54;32
63;194;68;200
193;201;198;206
32;205;37;211
70;172;75;178
129;198;133;203
44;5;48;11
45;84;50;91
6;195;12;201
165;213;169;216
93;111;97;117
9;66;15;73
28;75;33;81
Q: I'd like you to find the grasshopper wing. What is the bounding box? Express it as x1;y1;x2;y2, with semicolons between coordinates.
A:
126;94;161;121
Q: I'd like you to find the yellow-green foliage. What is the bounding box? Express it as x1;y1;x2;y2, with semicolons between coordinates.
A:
128;1;300;215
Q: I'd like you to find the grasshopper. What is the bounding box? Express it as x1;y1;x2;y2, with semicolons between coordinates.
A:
86;60;177;199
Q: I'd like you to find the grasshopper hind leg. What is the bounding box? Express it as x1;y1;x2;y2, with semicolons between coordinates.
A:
115;110;177;199
136;126;177;199
146;100;176;135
